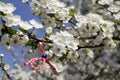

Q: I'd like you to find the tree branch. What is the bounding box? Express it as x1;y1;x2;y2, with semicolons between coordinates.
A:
76;36;120;50
1;20;10;34
1;17;120;46
77;44;104;50
112;37;120;41
0;64;13;80
74;35;98;39
27;32;53;43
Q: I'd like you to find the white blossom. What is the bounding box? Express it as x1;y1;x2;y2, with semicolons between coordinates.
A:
101;21;115;38
88;22;100;32
27;49;33;54
67;50;79;59
50;31;79;50
11;63;34;80
98;0;113;5
1;34;11;50
30;19;43;28
113;12;120;20
51;43;66;56
51;61;68;73
55;8;71;23
46;27;52;33
0;53;4;58
4;64;10;70
2;14;21;27
93;32;105;45
11;34;29;45
0;1;16;14
43;16;56;27
87;49;94;58
86;13;103;23
22;0;29;3
108;4;120;13
66;39;79;50
49;31;79;56
104;39;116;50
20;35;29;44
5;45;12;51
117;25;120;30
19;21;33;30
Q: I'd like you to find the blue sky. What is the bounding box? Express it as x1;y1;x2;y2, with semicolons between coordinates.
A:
4;0;39;20
0;0;40;75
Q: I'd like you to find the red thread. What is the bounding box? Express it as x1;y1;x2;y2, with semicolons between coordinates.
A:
24;38;57;74
24;57;46;71
37;38;45;53
46;60;57;74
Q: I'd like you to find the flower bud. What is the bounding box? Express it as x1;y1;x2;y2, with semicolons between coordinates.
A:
4;64;10;70
27;49;33;54
0;53;4;58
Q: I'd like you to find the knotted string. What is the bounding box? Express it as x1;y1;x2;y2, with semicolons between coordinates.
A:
24;38;57;74
37;38;45;54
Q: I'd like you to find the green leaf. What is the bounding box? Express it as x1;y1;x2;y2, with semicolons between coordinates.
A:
101;23;107;28
82;48;89;53
25;40;37;49
114;19;120;24
114;40;118;45
0;11;6;17
45;45;53;51
44;33;51;40
7;27;17;36
47;13;55;17
59;53;68;61
1;27;17;36
25;40;34;47
69;8;76;16
19;27;28;33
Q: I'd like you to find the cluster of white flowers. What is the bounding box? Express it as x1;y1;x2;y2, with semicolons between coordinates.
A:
1;34;12;51
30;0;73;33
10;63;34;80
2;14;43;30
104;39;116;50
98;0;114;5
75;13;116;49
30;0;72;22
75;13;101;37
0;1;43;30
9;60;67;80
1;0;120;80
113;12;120;21
49;31;79;56
2;14;21;27
0;1;16;14
92;0;120;22
1;31;29;50
79;48;94;59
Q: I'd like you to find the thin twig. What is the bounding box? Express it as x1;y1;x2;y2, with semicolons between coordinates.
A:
112;37;120;41
0;64;13;80
27;32;53;43
1;20;10;34
77;44;104;50
74;35;98;39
